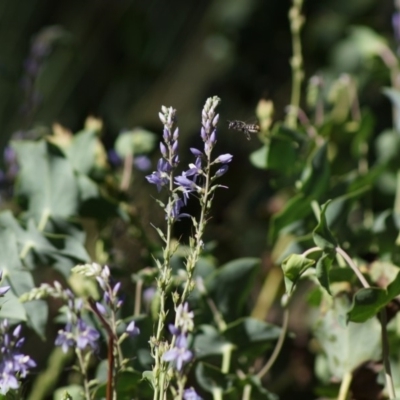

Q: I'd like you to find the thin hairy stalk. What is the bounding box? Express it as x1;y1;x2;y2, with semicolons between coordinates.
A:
256;308;289;379
180;159;211;303
75;349;91;400
134;279;143;316
286;0;304;129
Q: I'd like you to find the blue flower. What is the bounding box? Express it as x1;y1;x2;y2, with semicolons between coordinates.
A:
76;319;100;350
146;158;171;192
162;334;193;372
126;321;140;337
183;387;203;400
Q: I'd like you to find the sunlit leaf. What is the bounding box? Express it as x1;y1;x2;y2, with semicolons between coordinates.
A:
313;201;337;250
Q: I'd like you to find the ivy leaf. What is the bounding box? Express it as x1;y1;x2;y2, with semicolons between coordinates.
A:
347;271;400;323
313;201;337;251
316;253;334;295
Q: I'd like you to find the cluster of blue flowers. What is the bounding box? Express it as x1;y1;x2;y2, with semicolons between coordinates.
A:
146;97;232;222
55;290;100;353
0;319;36;394
0;271;36;395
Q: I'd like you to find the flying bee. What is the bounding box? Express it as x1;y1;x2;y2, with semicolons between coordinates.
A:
227;120;260;140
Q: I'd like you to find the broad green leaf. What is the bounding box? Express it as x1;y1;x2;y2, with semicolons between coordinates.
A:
205;258;260;320
281;254;315;295
115;129;157;158
269;194;312;242
264;124;308;177
300;142;330;199
313;201;337;250
195;362;231;394
250;145;268;170
316;253;333;295
194;325;231;358
64;128;99;175
314;296;381;380
223;317;281;358
347;271;400;323
12;140;80;223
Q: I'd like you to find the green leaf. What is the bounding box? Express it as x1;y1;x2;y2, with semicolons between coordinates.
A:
223;318;281;358
281;254;315;295
314;296;381;380
12;140;80;223
65;128;99;175
313;201;337;250
269;194;312;242
250;146;268;170
94;371;147;399
115;129;157;158
195;362;232;394
194;325;231;358
53;385;84;400
347;271;400;322
264;125;308;177
205;258;260;320
300;142;330;198
315;253;333;295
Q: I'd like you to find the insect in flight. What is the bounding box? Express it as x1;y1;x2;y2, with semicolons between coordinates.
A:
227;120;260;140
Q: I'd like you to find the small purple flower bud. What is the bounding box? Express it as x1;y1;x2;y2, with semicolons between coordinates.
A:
200;127;207;141
169;324;181;336
126;321;140;337
209;130;216;144
0;286;10;296
214;154;233;164
190;148;203;157
163;128;170;142
205;120;211;134
12;325;22;338
113;282;121;297
173;127;179;140
183;388;203;400
172;140;178;155
160;142;167;157
215;165;229;178
96;276;107;291
95;302;107;315
212;114;219;127
159;112;166;124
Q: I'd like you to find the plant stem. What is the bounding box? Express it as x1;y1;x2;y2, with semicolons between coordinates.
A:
380;308;396;399
286;0;304;129
335;246;370;289
256;308;289;379
242;384;252;400
337;371;352;400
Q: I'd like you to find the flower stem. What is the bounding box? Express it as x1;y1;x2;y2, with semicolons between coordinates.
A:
337;371;352;400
